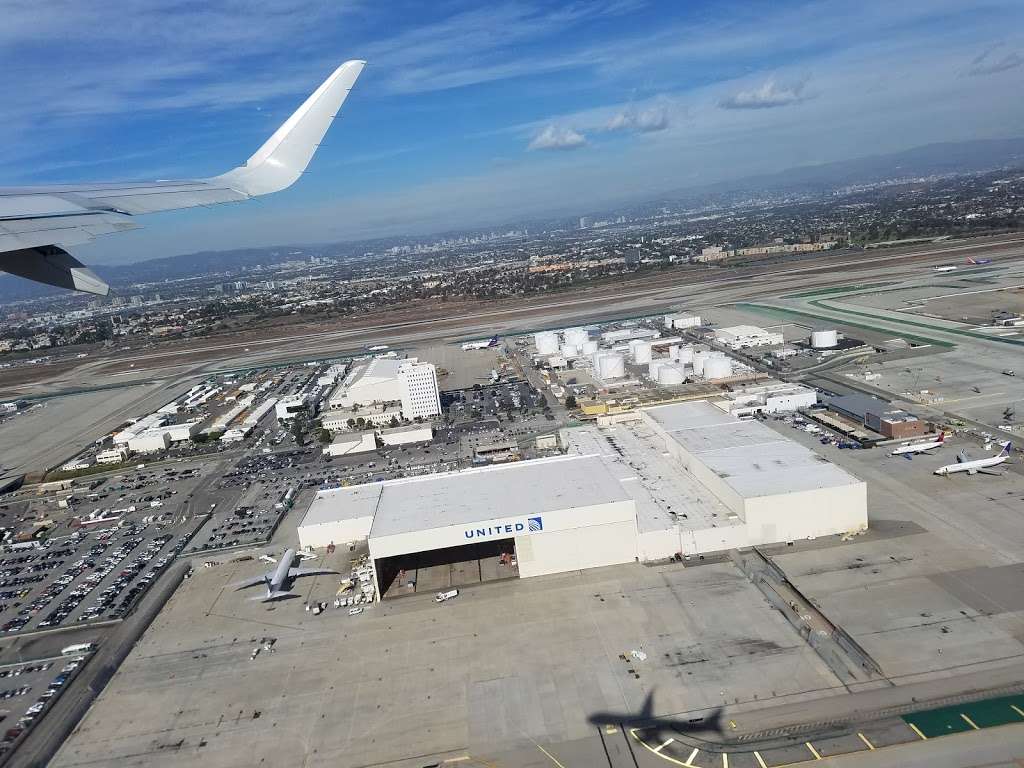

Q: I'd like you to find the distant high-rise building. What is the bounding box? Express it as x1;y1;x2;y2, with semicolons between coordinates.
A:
579;216;592;229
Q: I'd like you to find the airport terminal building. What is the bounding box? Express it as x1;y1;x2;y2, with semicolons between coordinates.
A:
298;401;867;599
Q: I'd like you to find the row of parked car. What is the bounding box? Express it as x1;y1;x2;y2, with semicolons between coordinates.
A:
36;537;147;629
0;657;85;754
78;534;173;621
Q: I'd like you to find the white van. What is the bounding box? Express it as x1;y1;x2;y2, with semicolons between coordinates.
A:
435;589;459;603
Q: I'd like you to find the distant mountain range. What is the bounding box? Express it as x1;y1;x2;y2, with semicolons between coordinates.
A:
3;136;1024;303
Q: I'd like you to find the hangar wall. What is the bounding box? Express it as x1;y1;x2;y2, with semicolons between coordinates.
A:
369;500;637;576
744;484;867;543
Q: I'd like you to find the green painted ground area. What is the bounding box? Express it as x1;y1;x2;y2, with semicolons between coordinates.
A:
903;694;1024;738
783;282;891;299
735;303;955;348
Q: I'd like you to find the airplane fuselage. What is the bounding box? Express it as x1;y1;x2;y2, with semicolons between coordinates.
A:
269;548;297;594
934;455;1008;475
891;439;943;455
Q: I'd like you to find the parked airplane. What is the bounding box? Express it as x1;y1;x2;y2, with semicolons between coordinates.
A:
966;257;992;265
588;691;723;736
934;443;1012;476
891;432;945;457
0;60;365;295
461;336;499;351
933;265;958;273
235;548;336;601
367;344;390;352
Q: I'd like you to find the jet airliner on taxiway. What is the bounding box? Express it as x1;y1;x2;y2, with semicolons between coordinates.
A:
0;60;365;295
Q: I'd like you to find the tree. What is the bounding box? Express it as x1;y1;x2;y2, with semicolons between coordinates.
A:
565;395;578;409
355;417;367;430
346;418;356;430
389;416;400;428
317;428;332;444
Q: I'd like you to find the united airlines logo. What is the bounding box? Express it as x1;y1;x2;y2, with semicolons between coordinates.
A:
463;516;543;539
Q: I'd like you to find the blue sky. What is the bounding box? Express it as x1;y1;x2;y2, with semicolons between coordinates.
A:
2;0;1023;264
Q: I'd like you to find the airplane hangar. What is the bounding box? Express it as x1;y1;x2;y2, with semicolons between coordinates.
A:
297;401;868;599
298;455;638;597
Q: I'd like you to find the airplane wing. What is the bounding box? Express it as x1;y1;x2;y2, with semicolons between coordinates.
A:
288;567;338;579
0;59;365;295
234;573;271;590
976;468;1004;476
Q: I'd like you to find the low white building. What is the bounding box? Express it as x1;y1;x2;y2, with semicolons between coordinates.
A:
714;325;784;349
711;382;818;418
166;421;202;442
96;448;129;465
321;407;402;432
664;313;702;330
127;429;170;454
324;431;378;457
276;393;316;421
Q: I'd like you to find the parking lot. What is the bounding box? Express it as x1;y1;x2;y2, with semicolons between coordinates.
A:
0;652;88;760
0;464;209;636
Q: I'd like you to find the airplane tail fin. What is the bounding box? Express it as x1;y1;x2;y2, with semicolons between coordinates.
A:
640;691;654;720
956;450;967;463
938;432;944;443
1000;442;1012;457
703;708;724;733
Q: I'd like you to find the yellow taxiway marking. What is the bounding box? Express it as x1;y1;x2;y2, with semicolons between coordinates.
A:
605;725;618;735
907;722;928;740
442;758;472;764
753;750;768;768
806;742;822;760
1011;704;1024;719
654;738;676;753
686;747;700;766
961;713;980;730
857;732;876;750
721;753;729;768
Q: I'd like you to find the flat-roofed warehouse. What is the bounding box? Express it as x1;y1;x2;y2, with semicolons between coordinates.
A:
642;401;866;548
298;455;637;597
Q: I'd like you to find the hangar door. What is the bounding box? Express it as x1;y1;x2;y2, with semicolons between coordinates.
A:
374;538;519;599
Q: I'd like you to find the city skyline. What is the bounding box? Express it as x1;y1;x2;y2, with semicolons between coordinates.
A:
3;0;1023;265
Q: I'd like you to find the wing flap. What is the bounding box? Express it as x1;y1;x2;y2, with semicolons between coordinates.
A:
288;567;337;579
0;246;109;295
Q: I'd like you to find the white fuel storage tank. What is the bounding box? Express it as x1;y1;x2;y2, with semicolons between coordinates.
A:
811;330;838;349
535;331;559;355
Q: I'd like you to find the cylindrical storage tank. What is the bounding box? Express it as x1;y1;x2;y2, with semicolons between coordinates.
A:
691;351;710;377
535;331;559;355
676;345;695;364
581;340;598;355
561;342;579;359
562;327;588;347
648;359;669;379
599;353;625;379
703;357;733;380
669;344;681;360
657;364;685;386
630;340;652;365
811;330;838;348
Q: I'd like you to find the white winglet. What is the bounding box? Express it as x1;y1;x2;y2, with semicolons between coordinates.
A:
211;59;366;197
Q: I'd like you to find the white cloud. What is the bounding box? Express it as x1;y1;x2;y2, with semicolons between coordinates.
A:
966;44;1024;76
528;125;587;151
719;78;813;109
606;105;670;133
